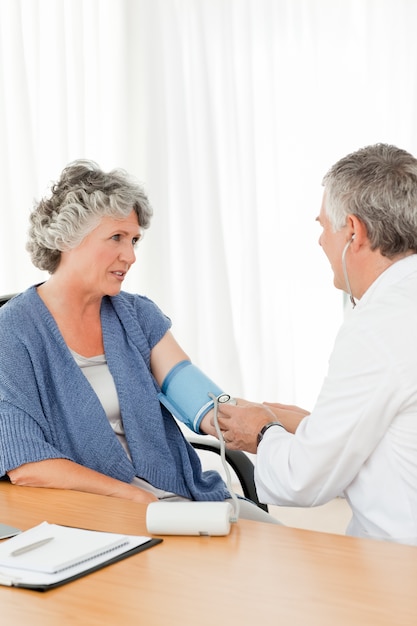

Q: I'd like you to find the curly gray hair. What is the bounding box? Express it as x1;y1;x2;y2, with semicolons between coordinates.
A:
322;143;417;258
27;159;153;273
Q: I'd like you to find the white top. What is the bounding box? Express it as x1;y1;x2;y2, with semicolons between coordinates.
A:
255;255;417;544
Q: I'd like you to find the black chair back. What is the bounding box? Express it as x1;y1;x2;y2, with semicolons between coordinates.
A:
0;294;17;307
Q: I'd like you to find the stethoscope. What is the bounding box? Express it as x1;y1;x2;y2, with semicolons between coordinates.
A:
208;392;240;522
342;235;356;308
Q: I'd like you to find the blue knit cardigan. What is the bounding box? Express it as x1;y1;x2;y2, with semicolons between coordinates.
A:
0;286;228;501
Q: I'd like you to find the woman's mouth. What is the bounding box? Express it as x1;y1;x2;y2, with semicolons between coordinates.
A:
111;270;126;281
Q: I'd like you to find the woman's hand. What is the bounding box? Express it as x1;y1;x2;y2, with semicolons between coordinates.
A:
129;488;158;504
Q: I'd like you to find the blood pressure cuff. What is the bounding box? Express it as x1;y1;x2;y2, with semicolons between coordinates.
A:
158;360;224;433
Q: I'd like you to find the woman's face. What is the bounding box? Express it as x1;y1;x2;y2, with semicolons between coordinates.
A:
60;210;141;297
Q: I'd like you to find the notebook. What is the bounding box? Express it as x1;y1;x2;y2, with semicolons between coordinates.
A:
0;521;162;590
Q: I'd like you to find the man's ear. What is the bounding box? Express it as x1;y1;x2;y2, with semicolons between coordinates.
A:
347;215;367;246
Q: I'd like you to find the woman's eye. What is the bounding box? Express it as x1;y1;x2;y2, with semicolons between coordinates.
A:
111;234;121;241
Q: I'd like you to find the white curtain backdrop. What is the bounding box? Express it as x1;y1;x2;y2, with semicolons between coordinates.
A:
1;0;417;409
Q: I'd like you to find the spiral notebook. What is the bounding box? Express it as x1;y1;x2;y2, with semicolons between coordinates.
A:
0;521;162;590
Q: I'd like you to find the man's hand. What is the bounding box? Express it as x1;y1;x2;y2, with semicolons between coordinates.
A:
216;399;310;453
216;400;277;453
262;402;310;434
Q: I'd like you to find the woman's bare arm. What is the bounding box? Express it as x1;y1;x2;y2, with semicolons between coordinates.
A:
7;458;157;504
150;330;218;436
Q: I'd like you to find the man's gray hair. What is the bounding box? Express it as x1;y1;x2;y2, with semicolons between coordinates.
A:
322;143;417;257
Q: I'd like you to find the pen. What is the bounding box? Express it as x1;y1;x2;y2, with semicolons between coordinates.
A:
10;537;54;557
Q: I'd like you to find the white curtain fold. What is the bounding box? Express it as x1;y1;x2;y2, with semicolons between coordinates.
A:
1;0;417;406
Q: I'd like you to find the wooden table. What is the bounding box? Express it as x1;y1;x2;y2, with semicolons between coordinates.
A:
1;482;416;626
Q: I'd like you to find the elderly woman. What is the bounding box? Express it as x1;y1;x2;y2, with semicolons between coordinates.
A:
0;159;276;524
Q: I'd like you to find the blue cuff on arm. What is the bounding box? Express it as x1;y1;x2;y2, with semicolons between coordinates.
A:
159;360;224;433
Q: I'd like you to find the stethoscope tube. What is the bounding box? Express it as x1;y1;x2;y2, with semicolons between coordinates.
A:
342;236;356;308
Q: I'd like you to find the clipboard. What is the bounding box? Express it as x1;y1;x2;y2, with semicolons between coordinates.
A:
0;521;162;591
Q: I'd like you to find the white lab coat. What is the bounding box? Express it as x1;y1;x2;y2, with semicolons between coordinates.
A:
255;255;417;544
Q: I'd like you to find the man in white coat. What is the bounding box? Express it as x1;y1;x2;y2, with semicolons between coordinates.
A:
218;143;417;545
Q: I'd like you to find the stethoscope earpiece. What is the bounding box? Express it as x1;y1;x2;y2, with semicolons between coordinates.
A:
342;235;356;308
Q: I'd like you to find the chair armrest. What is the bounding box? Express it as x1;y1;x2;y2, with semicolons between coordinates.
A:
188;437;268;511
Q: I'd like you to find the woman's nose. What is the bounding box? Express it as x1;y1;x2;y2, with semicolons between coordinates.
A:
120;243;137;264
